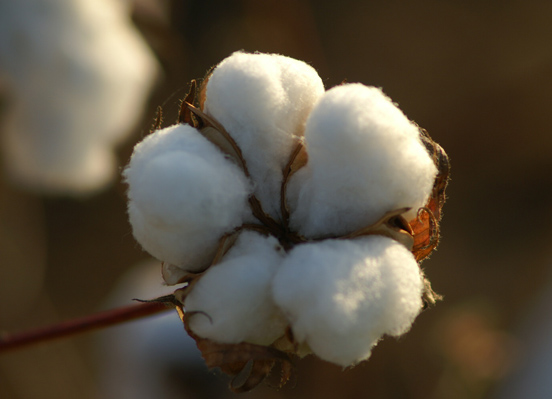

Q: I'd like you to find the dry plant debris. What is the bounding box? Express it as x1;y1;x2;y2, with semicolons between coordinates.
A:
124;51;449;392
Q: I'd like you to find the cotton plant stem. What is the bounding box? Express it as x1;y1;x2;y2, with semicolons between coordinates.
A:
0;300;173;353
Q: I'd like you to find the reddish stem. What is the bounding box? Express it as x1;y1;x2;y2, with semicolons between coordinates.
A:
0;301;173;353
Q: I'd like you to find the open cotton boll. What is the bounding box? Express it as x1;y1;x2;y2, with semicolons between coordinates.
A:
288;84;437;238
184;230;288;345
0;0;157;194
204;51;325;220
272;236;423;367
124;124;252;276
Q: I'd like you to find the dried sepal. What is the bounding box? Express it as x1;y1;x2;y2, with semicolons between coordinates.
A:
247;195;282;233
409;128;450;262
281;141;308;227
178;80;197;126
342;207;415;251
162;230;242;286
150;106;164;133
421;274;443;308
211;230;241;265
199;341;291;393
183;102;248;176
174;301;293;393
133;293;181;307
411;207;439;262
283;141;308;184
198;68;213;111
162;262;194;286
171;272;204;301
272;326;312;358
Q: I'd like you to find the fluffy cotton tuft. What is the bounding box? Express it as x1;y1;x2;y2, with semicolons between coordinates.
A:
204;51;325;220
272;236;423;367
0;0;157;194
288;84;437;238
124;124;252;276
185;231;288;345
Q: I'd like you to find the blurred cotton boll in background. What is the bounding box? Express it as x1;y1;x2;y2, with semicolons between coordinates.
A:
95;260;232;399
492;267;552;399
0;0;158;195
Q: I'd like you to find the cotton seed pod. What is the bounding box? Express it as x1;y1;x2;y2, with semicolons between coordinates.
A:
125;51;449;392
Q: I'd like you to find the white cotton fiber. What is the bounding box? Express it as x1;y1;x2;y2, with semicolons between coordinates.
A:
288;84;437;238
272;236;423;367
0;0;157;194
204;51;325;220
124;124;252;277
185;230;288;345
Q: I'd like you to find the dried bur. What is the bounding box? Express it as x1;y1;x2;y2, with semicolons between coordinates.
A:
149;77;450;392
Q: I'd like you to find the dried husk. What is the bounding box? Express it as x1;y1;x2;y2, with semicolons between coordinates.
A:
341;207;414;250
408;128;450;306
281;141;308;227
172;296;293;393
409;128;450;262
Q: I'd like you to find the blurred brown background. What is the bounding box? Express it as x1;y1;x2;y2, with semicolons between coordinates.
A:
2;0;552;398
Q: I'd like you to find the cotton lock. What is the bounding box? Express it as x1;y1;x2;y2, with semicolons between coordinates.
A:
204;52;325;220
288;84;437;238
184;231;288;346
125;124;252;279
272;235;423;366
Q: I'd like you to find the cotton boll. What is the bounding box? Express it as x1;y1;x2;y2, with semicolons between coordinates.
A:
272;236;423;367
125;124;252;276
185;230;288;346
288;84;437;238
0;0;157;194
204;51;325;220
2;115;116;192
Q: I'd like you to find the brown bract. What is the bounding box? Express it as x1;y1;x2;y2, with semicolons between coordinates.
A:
409;128;450;306
174;301;293;393
152;80;450;392
410;128;450;262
